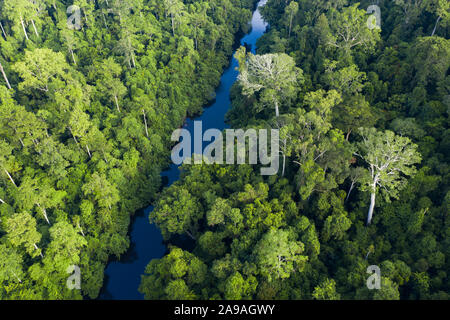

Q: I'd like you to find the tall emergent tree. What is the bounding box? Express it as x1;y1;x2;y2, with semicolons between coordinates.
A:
163;0;185;36
426;0;450;36
355;128;421;225
237;48;303;117
0;63;12;89
284;1;298;38
2;0;37;40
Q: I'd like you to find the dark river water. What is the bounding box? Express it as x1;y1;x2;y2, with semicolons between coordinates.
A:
99;0;268;300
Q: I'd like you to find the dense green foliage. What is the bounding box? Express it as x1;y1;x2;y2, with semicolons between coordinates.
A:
140;0;449;299
0;0;257;299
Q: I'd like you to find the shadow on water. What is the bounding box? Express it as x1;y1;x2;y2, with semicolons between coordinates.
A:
99;0;268;300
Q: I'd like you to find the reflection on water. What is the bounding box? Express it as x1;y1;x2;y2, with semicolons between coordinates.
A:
99;0;268;300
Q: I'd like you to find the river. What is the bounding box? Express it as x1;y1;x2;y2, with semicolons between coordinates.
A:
99;0;268;300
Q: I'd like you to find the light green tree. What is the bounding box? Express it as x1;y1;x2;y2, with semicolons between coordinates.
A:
0;244;24;283
355;128;421;225
165;279;197;300
188;2;209;50
44;220;87;270
82;173;120;210
12;48;69;93
224;272;257;300
163;0;185;36
254;228;308;281
326;3;380;54
323;214;352;241
60;28;78;65
14;176;66;225
95;58;127;113
139;247;206;300
237;48;303;117
4;212;43;258
2;0;36;40
312;278;341;300
151;185;202;240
